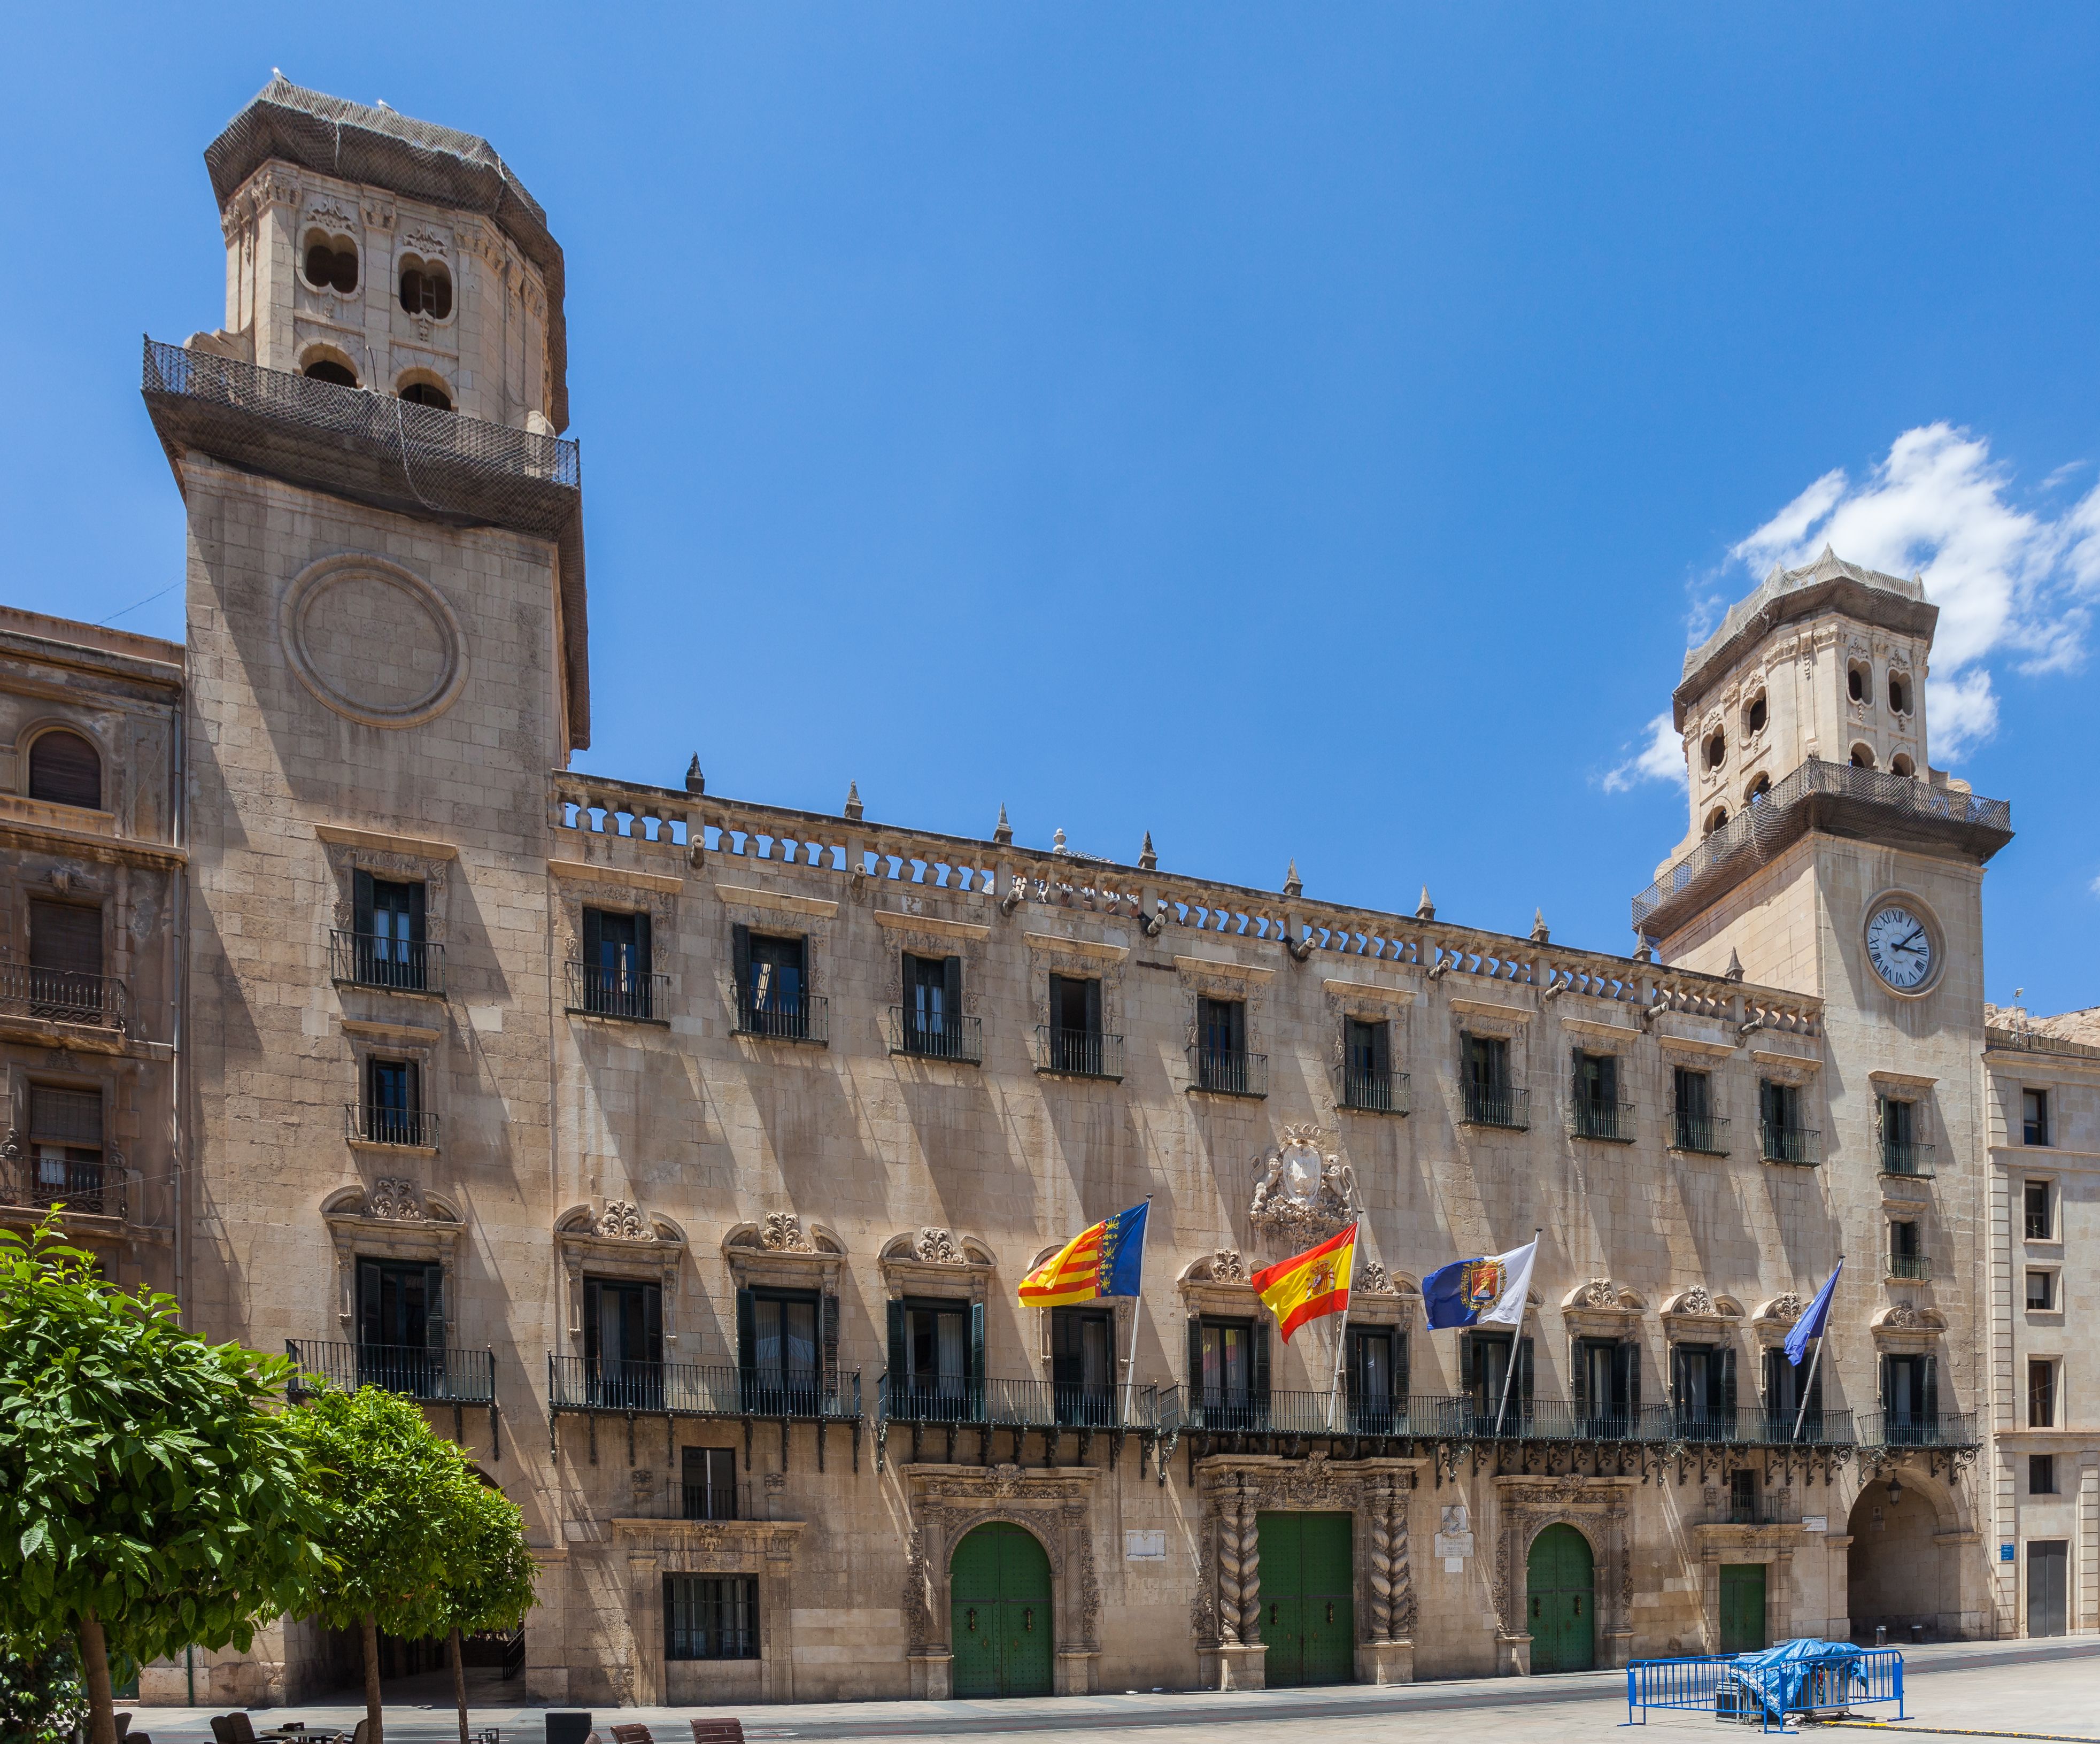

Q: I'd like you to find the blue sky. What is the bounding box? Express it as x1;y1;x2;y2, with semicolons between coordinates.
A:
6;6;2097;1013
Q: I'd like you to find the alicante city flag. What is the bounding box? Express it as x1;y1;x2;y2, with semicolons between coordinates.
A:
1251;1223;1359;1342
1018;1201;1149;1307
1423;1236;1538;1330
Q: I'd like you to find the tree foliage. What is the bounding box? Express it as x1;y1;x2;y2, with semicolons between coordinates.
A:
0;1221;327;1713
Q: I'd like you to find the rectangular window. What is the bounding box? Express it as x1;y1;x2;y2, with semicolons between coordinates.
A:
364;1058;422;1146
1342;1017;1396;1112
2030;1453;2057;1496
2027;1270;2056;1311
901;952;967;1059
584;1278;663;1408
735;929;809;1038
2028;1359;2057;1429
1195;997;1250;1093
1047;974;1106;1076
1345;1326;1406;1431
2025;1180;2053;1241
1672;1067;1721;1153
28;1084;107;1213
352;871;427;990
581;907;653;1019
664;1574;758;1661
1052;1306;1116;1425
1461;1032;1519;1126
682;1446;738;1521
2023;1089;2051;1147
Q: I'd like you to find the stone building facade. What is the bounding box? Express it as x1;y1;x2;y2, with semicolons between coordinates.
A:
14;77;2083;1707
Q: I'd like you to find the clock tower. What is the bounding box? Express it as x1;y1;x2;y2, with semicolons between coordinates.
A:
1633;547;2013;1641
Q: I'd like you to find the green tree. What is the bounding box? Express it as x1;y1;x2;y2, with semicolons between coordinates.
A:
0;1220;328;1744
431;1478;538;1744
283;1385;495;1744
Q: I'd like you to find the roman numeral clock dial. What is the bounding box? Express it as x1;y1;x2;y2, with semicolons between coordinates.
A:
1865;904;1935;991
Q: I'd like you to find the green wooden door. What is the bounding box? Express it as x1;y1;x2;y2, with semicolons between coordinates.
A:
949;1523;1053;1697
1257;1511;1355;1687
1526;1524;1596;1673
1719;1563;1767;1654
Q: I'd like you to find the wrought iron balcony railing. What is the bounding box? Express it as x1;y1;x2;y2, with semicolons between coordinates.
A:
1339;1067;1412;1115
1570;1099;1637;1143
2;1156;127;1220
1858;1410;1978;1449
1670;1111;1731;1155
731;985;828;1044
330;930;444;995
564;961;670;1023
885;1006;984;1064
1762;1122;1823;1166
1881;1139;1936;1178
1460;1084;1530;1129
1188;1045;1268;1098
546;1356;861;1422
142;339;581;539
345;1104;439;1149
1888;1253;1932;1282
1033;1025;1124;1081
876;1374;1137;1431
0;963;127;1031
285;1339;495;1405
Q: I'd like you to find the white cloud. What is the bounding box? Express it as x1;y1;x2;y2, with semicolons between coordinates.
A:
1610;422;2097;783
1602;712;1686;794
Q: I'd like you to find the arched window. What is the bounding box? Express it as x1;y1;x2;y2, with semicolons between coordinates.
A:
304;358;358;388
399;259;454;320
302;230;359;296
27;729;100;809
399;380;452;411
1745;694;1767;736
1851;745;1876;769
1705;730;1727;771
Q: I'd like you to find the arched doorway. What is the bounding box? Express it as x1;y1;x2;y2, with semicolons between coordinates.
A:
950;1522;1053;1697
1526;1524;1596;1672
1846;1475;1955;1640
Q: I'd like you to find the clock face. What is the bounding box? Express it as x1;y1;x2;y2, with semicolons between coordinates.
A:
1865;904;1935;991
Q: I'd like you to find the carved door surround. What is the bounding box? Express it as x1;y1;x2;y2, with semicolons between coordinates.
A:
1192;1453;1422;1690
900;1463;1101;1700
614;1515;806;1706
1492;1473;1634;1676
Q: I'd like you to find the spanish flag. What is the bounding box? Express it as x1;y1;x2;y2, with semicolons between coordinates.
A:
1018;1201;1149;1307
1252;1223;1358;1342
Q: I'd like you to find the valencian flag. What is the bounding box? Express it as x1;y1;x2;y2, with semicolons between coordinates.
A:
1251;1223;1359;1342
1423;1236;1538;1330
1018;1201;1149;1307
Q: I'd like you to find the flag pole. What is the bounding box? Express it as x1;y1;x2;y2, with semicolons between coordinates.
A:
1791;1254;1841;1441
1121;1199;1152;1426
1491;1230;1541;1438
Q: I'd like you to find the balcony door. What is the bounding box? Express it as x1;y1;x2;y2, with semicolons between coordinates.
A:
586;1277;663;1408
358;1259;445;1395
1052;1306;1115;1425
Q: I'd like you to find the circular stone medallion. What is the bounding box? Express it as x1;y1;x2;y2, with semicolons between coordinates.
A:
280;553;468;728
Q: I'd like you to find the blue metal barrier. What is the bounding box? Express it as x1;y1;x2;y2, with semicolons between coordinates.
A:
1625;1643;1904;1732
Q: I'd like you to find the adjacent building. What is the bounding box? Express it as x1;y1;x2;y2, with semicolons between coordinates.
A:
7;77;2087;1709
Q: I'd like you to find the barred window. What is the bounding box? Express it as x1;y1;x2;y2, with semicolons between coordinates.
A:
665;1574;758;1660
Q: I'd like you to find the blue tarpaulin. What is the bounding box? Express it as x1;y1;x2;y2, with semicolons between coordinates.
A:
1729;1638;1870;1720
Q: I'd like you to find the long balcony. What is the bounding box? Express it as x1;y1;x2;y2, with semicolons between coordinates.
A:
1460;1084;1530;1130
1188;1045;1268;1099
0;963;127;1033
345;1104;439;1150
565;961;669;1024
731;985;828;1045
875;1373;1154;1468
287;1338;497;1449
1671;1110;1731;1155
885;1006;983;1065
1033;1025;1124;1081
1570;1098;1637;1144
141;339;580;540
1632;757;2012;939
547;1356;862;1472
1762;1121;1823;1166
330;930;445;996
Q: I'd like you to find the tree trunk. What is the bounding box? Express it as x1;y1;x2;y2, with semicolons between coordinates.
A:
361;1615;385;1744
451;1626;469;1744
78;1608;119;1744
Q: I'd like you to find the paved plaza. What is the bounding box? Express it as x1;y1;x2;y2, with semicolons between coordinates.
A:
129;1639;2100;1743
